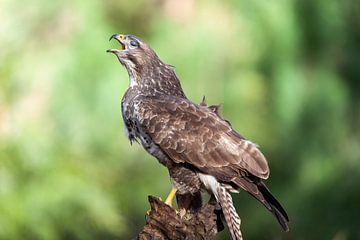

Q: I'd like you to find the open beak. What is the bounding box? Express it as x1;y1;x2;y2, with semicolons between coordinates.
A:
107;34;126;53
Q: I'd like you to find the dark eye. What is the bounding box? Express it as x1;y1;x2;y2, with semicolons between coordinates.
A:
130;40;139;48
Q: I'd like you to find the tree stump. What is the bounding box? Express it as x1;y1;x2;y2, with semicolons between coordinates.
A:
136;196;224;240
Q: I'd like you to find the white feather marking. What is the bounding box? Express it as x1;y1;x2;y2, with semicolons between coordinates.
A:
129;76;137;87
198;173;220;201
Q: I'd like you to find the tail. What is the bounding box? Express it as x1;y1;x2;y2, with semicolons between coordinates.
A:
234;178;289;232
217;185;243;240
258;183;289;231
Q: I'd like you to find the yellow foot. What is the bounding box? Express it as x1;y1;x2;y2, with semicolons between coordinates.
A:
164;188;177;207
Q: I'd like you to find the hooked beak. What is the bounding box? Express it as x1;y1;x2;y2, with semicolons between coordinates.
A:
107;34;125;53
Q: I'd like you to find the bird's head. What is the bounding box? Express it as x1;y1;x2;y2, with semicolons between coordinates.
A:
107;34;159;78
107;34;185;97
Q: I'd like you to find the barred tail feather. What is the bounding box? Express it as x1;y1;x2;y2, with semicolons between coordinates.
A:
217;185;243;240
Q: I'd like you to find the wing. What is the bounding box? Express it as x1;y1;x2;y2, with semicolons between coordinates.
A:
136;96;269;180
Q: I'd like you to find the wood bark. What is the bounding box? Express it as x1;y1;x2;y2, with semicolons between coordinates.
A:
136;196;224;240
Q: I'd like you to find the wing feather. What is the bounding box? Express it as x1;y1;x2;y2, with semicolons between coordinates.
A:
136;96;269;180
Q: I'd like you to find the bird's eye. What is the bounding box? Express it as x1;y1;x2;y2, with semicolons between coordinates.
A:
129;40;139;48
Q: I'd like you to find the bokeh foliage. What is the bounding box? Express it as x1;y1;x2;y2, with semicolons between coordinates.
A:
0;0;359;239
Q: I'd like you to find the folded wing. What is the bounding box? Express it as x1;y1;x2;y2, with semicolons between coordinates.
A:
136;96;269;181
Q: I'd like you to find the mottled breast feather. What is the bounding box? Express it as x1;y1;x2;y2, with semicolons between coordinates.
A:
136;96;269;180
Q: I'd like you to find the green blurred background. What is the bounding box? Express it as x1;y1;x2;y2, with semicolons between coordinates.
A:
1;0;359;239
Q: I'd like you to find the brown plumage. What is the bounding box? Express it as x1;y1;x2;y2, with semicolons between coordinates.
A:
107;34;289;239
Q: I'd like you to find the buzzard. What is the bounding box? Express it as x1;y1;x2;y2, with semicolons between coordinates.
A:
107;34;289;239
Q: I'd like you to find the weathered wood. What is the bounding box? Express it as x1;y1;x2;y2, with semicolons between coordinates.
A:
136;196;224;240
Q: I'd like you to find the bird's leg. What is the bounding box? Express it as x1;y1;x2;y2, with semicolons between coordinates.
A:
164;187;177;207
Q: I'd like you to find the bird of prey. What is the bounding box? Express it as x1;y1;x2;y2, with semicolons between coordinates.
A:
107;34;289;239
